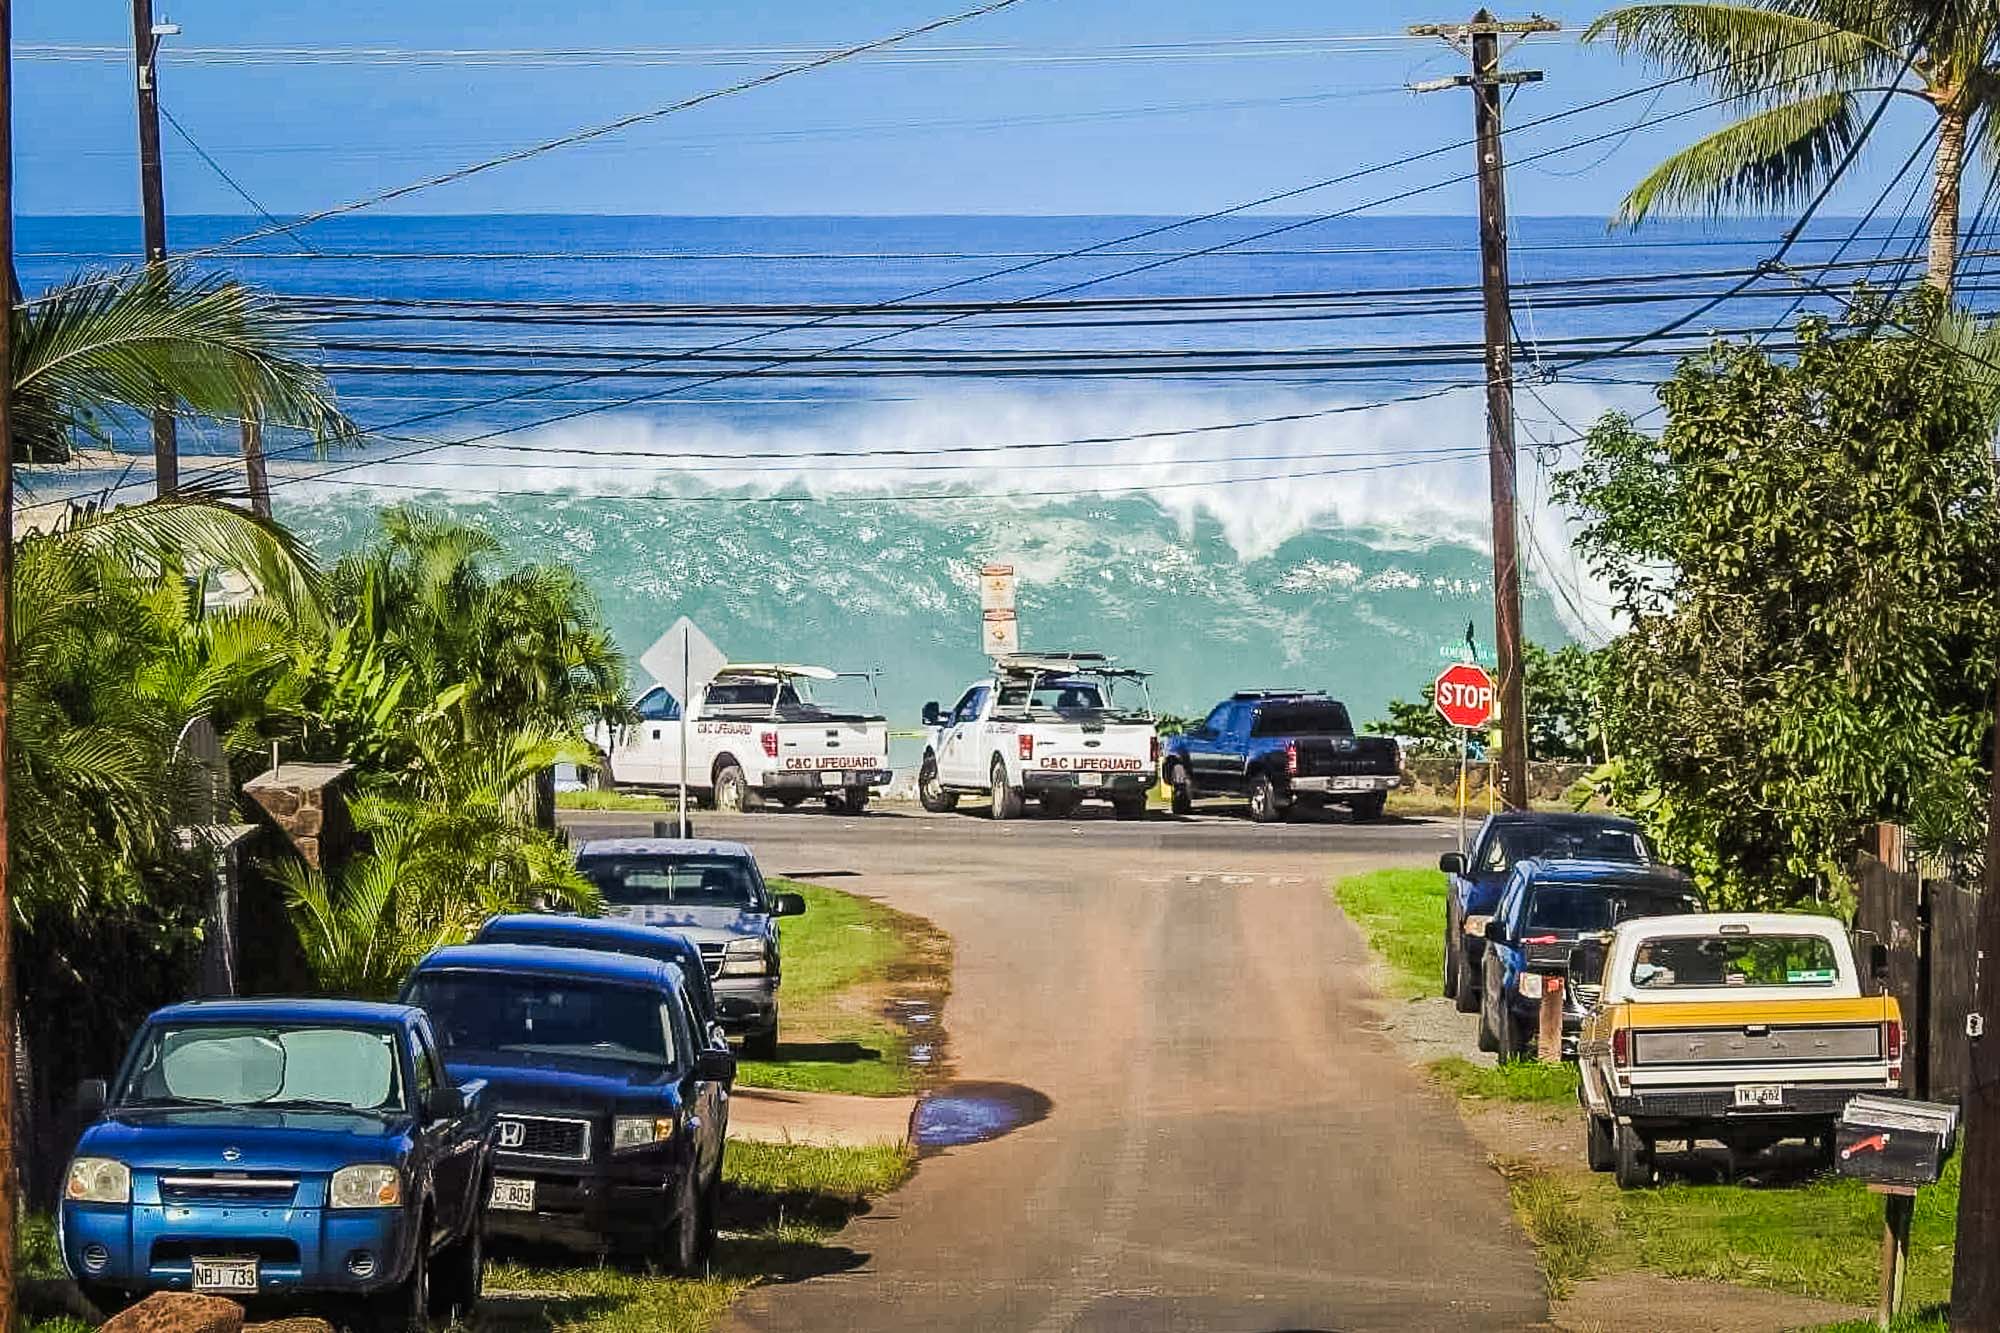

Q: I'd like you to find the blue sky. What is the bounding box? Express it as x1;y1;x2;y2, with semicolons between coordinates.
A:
16;0;1942;217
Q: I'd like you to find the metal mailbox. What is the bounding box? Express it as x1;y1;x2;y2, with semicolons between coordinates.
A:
1834;1094;1958;1189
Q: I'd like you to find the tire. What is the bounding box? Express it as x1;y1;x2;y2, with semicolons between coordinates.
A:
430;1207;484;1324
837;789;870;814
1442;916;1459;999
694;1167;721;1268
1039;792;1081;819
370;1214;432;1332
918;754;959;812
1453;945;1480;1014
1612;1122;1654;1190
1348;792;1387;822
741;1018;779;1061
989;759;1024;820
1476;1004;1499;1053
1586;1116;1615;1173
1247;773;1284;823
713;763;759;813
1112;796;1146;821
661;1172;702;1276
1497;1003;1523;1062
1168;765;1194;816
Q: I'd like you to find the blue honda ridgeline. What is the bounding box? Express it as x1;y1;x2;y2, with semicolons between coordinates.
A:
60;998;494;1331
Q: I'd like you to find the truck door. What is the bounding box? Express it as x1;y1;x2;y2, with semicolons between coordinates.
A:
615;688;679;785
1186;702;1244;792
938;685;990;787
411;1023;474;1239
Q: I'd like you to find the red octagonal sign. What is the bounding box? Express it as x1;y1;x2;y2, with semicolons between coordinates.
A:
1433;662;1495;730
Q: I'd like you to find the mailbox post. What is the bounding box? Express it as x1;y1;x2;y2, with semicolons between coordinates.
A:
1834;1095;1959;1329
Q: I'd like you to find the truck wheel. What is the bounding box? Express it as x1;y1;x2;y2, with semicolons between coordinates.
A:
1453;945;1480;1014
1348;792;1387;822
1441;916;1459;998
370;1212;431;1332
1612;1123;1654;1189
1476;1003;1499;1053
1167;765;1194;816
713;763;758;813
989;760;1024;820
1247;773;1284;823
1112;796;1146;821
742;1017;779;1061
430;1202;484;1322
837;789;870;814
662;1172;702;1276
918;754;959;812
1586;1115;1615;1172
1497;1006;1523;1062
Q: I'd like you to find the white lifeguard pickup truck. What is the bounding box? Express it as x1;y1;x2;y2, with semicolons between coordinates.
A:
916;652;1159;820
1574;912;1901;1188
597;664;891;813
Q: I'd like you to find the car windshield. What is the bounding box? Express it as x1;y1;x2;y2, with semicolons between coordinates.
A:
1631;934;1843;989
1250;702;1353;736
996;680;1105;710
405;971;676;1068
1526;885;1699;932
579;855;760;908
119;1023;405;1112
1479;823;1652;873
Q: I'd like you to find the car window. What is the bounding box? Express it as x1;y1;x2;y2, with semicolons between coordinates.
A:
1525;885;1700;932
1631;934;1842;989
411;1030;442;1098
1478;823;1652;873
579;855;762;908
407;972;677;1069
122;1024;405;1112
956;686;990;723
1495;872;1527;935
1250;701;1354;736
635;688;680;722
1200;702;1232;734
995;680;1105;710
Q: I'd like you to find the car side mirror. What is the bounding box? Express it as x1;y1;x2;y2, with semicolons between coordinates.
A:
424;1084;466;1122
771;892;807;918
696;1048;738;1083
1484;919;1507;945
1439;852;1467;875
922;702;941;727
75;1078;107;1119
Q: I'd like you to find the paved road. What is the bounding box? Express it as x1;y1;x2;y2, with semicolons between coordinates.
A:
564;806;1546;1332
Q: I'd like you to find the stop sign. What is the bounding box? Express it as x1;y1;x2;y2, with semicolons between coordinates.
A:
1433;662;1495;730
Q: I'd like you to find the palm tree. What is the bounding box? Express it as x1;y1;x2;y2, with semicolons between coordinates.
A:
13;263;350;471
1584;2;2000;290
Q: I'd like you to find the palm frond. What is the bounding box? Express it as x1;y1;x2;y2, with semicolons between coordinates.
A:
54;492;323;621
1584;4;1898;106
1612;91;1860;226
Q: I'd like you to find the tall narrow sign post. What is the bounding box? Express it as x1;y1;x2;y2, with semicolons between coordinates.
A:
640;619;727;839
1434;661;1496;851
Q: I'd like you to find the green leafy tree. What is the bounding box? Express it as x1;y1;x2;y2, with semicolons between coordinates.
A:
1584;2;2000;289
1552;295;2000;906
1367;642;1611;762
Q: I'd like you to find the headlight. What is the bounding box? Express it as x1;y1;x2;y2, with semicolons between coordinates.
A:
1464;915;1492;939
719;937;769;977
612;1117;675;1152
329;1164;403;1209
1519;972;1544;999
65;1158;130;1204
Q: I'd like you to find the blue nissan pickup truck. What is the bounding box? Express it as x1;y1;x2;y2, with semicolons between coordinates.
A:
60;998;494;1331
402;944;734;1270
1160;690;1401;822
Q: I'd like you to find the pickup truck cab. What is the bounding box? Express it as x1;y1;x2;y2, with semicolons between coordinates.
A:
1161;690;1400;823
573;838;804;1059
918;652;1158;820
473;913;726;1049
61;998;493;1331
597;664;890;813
402;945;735;1270
1477;859;1702;1060
1575;913;1902;1188
1440;812;1656;1014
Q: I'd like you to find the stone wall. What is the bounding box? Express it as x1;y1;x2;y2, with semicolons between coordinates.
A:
1402;757;1595;803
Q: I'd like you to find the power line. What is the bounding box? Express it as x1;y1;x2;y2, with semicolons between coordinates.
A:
155;102;317;255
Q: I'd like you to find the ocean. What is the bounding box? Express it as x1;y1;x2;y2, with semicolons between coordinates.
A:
17;213;1909;729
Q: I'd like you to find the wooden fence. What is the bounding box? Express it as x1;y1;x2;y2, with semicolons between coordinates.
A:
1854;852;1978;1103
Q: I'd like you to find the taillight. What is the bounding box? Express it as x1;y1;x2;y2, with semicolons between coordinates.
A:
1018;733;1034;761
1886;1019;1903;1063
1612;1028;1630;1068
759;731;779;759
1286;741;1298;775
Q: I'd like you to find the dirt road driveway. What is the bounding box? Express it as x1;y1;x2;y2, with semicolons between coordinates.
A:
564;807;1545;1332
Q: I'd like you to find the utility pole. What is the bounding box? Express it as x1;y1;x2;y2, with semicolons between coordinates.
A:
131;0;176;496
1951;622;2000;1324
1410;9;1556;812
241;418;270;518
0;0;22;1325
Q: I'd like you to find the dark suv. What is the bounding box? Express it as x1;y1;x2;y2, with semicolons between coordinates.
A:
1440;812;1655;1014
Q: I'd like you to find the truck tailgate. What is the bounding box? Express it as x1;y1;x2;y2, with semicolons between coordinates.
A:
1026;723;1154;774
773;720;889;772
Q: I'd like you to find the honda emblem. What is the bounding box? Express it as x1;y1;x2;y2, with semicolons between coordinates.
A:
498;1120;525;1149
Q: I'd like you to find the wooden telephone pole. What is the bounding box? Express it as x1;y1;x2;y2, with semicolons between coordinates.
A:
0;1;22;1325
1409;9;1557;811
131;0;176;496
1952;664;2000;1324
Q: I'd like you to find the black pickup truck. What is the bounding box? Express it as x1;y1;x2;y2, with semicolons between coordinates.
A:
1160;690;1402;822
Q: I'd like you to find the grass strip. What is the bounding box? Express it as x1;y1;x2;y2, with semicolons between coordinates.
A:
1330;867;1447;999
556;790;674;812
1491;1155;1617;1299
1429;1055;1580;1105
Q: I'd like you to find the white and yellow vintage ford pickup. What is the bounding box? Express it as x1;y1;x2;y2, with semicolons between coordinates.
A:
1575;912;1901;1188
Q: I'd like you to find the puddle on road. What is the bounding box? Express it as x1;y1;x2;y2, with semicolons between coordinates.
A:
912;1081;1053;1151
